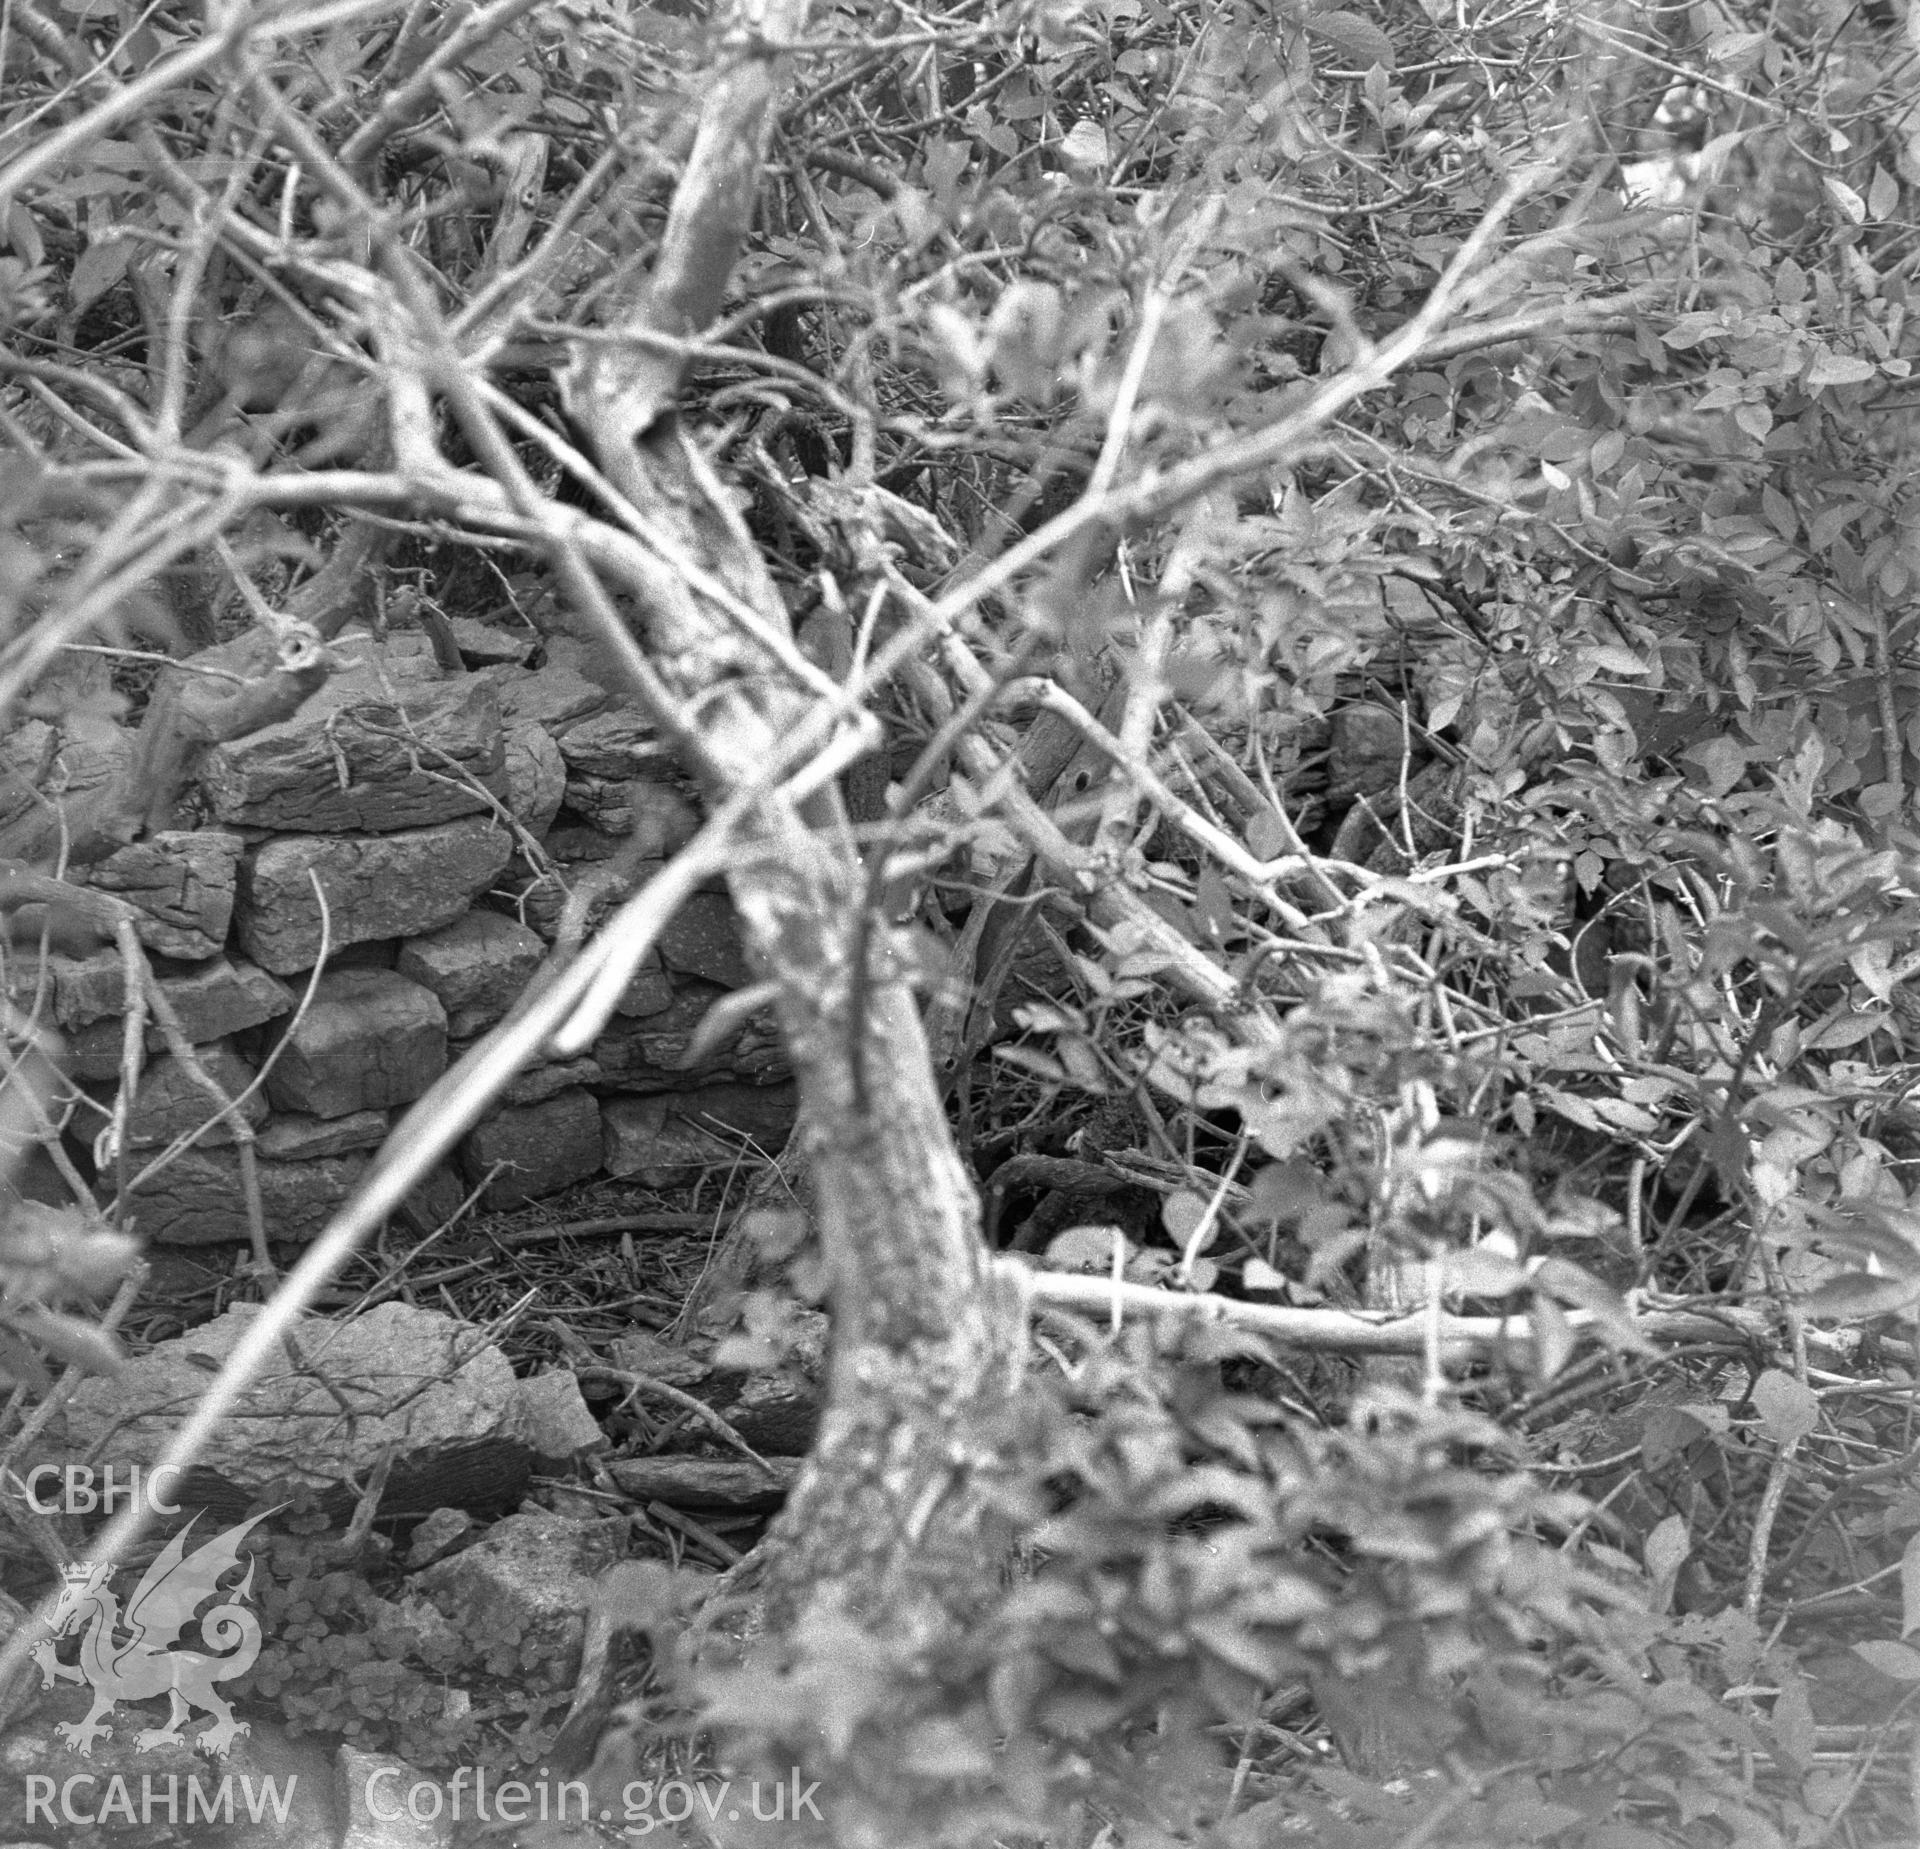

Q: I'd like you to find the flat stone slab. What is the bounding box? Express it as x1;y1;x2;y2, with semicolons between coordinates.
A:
591;984;788;1091
99;1044;266;1148
602;1081;799;1184
561;772;637;834
264;967;447;1118
4;948;111;1032
659;891;752;988
61;956;292;1078
0;710;129;863
493;1053;601;1107
256;1106;390;1160
199;652;505;833
518;1369;606;1458
461;1087;602;1208
2;944;167;1031
615;954;674;1018
235;814;514;973
484;658;610;734
515;855;653;943
60;1302;530;1493
154;953;292;1040
540;823;624;863
411;1508;625;1693
116;1144;371;1244
0;717;55;831
396;911;545;1037
554;706;665;777
83;828;243;957
501;720;564;837
449;614;537;666
337;1746;456;1849
603;1454;798;1511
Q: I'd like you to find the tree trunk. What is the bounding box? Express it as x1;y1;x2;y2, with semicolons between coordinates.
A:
550;0;1025;1682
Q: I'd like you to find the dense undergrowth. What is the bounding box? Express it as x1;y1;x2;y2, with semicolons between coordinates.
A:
6;0;1920;1839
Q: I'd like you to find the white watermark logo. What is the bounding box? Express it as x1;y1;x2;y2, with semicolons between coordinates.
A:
30;1508;272;1758
25;1772;297;1828
360;1765;825;1835
11;1463;185;1516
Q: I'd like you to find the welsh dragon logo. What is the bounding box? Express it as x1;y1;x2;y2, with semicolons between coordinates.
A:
30;1510;273;1757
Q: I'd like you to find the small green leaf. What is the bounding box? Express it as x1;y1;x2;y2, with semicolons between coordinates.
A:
1640;1405;1716;1470
1807;348;1878;389
1683;734;1749;797
1530;1294;1576;1383
1800;1272;1920;1318
1750;1368;1819;1446
1770;1675;1816;1773
1305;9;1396;70
68;237;131;312
1162;1189;1216;1249
1590;1097;1659;1133
1853;1639;1920;1682
1441;1246;1530;1297
1243;1256;1288;1294
1645;1513;1691;1603
1587;643;1649;676
1188;1613;1286;1679
1824;177;1868;224
1246;806;1289;859
899;1715;996;1778
1538;1086;1604;1133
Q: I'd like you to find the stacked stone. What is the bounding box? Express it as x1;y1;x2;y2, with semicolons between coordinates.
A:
4;620;797;1247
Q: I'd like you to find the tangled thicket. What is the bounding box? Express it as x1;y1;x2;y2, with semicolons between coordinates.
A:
7;0;1920;1840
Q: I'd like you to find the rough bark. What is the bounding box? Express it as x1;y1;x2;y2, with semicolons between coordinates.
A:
557;0;1023;1667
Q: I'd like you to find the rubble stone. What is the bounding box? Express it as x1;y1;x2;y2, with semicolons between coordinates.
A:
61;956;291;1078
236;814;513;972
0;718;55;831
601;1082;798;1184
255;1107;389;1160
501;721;565;836
555;706;664;777
62;1301;529;1491
412;1507;625;1693
660;891;753;988
591;983;788;1091
396;911;545;1037
560;773;636;834
484;658;609;734
495;1054;601;1107
200;653;505;833
449;614;537;667
102;1045;266;1148
85;829;243;957
615;952;675;1018
516;856;653;943
517;1371;606;1458
25;947;129;1030
461;1087;602;1208
116;1145;370;1244
0;708;130;863
264;967;447;1117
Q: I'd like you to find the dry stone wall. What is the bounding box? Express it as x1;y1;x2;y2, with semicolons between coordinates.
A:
2;619;798;1246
